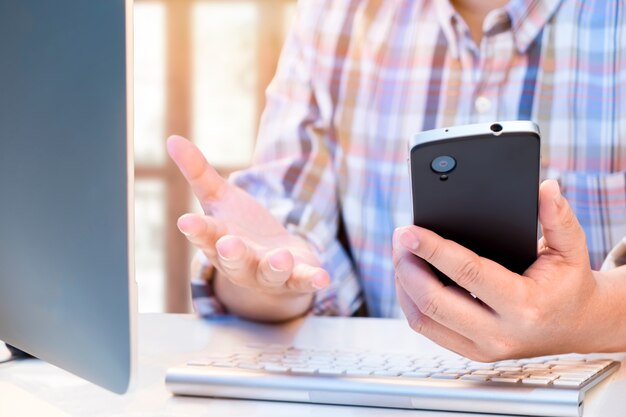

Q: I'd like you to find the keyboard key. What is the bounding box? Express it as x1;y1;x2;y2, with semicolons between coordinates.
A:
490;377;522;383
238;362;263;370
372;370;401;377
517;358;545;365
400;371;431;378
308;354;334;361
430;373;460;380
212;361;237;368
415;367;443;373
472;370;500;376
550;358;587;364
259;361;283;368
443;367;467;373
493;361;520;367
499;372;529;378
545;359;585;366
523;363;551;370
526;369;552;375
467;365;493;371
318;368;346;376
187;360;211;367
386;361;415;369
440;360;469;368
387;366;414;373
284;352;310;359
553;372;596;379
291;367;318;374
344;369;373;377
359;366;382;374
413;360;439;367
460;375;490;381
553;379;584;387
268;343;290;351
522;378;554;385
204;353;234;359
527;372;553;379
259;354;283;362
361;361;388;368
551;364;598;371
495;366;523;372
586;359;614;367
264;365;290;373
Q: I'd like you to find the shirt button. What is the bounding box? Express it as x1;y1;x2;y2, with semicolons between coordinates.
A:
475;96;492;114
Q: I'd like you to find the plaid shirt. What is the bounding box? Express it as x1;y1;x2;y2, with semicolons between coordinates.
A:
192;0;626;318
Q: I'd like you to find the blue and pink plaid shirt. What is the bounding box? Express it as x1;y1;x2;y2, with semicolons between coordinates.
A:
192;0;626;318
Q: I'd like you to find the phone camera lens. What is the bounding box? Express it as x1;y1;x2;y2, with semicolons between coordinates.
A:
490;123;503;133
431;156;456;174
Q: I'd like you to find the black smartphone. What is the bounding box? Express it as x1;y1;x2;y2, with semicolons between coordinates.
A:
409;121;540;286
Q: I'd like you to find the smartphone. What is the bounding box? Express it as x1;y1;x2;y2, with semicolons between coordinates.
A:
409;121;540;286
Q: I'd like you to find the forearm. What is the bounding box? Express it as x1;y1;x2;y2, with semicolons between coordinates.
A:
213;271;313;322
584;266;626;352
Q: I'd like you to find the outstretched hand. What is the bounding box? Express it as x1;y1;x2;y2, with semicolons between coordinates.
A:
167;136;329;320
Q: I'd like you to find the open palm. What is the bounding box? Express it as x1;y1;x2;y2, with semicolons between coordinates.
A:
167;135;329;296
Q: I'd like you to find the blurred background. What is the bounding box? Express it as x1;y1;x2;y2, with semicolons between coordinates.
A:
134;0;297;313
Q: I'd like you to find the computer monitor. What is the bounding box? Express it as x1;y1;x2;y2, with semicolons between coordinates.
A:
0;0;135;394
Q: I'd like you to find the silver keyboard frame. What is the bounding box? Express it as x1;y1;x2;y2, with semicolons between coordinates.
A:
166;360;619;417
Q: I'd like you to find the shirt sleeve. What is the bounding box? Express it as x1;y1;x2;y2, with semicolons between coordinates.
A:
189;251;226;318
601;237;626;270
191;0;363;318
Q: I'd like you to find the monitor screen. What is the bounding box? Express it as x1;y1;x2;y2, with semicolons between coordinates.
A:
0;0;135;394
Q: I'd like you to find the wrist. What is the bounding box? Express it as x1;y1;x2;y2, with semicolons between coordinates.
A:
580;268;626;352
213;271;314;323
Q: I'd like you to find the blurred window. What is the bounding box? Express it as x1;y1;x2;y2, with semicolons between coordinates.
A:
134;0;297;312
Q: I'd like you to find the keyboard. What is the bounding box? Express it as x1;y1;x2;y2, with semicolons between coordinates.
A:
165;343;620;417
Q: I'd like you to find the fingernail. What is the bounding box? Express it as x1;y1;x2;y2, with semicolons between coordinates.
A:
399;229;419;251
268;257;285;273
216;247;231;261
392;228;401;247
177;215;196;237
178;225;194;237
216;239;236;261
312;281;326;290
311;273;328;290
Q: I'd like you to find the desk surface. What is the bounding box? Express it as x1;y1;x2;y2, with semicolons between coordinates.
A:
1;314;625;417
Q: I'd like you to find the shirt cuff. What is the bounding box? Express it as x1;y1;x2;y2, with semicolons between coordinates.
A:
600;237;626;271
191;277;227;318
189;251;227;318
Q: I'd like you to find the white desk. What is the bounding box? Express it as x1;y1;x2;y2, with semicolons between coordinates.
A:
1;314;625;417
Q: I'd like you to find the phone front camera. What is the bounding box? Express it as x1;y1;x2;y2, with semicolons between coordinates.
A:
431;156;456;174
490;123;503;133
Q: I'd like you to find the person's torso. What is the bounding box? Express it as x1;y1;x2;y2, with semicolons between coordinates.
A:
310;0;626;317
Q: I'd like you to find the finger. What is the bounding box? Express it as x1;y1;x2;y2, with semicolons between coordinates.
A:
166;135;229;209
177;213;227;258
256;248;294;289
286;264;330;292
214;235;258;287
395;226;524;311
393;237;498;340
396;283;479;359
538;180;589;264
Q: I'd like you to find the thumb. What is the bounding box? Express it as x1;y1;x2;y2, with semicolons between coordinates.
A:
538;179;589;263
166;135;229;211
